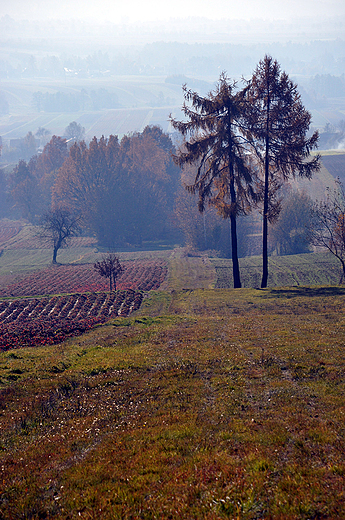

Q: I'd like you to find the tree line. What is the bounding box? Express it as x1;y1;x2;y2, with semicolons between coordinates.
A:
32;88;119;113
7;126;181;250
1;36;344;80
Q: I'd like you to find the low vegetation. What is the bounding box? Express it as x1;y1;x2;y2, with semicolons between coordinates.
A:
212;252;343;288
0;216;344;518
0;290;143;350
0;287;344;519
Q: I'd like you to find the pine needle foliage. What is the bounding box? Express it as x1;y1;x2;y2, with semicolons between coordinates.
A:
244;55;321;288
170;74;257;288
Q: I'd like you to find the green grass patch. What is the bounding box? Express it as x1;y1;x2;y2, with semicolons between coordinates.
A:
212;252;342;288
1;286;345;518
166;252;216;290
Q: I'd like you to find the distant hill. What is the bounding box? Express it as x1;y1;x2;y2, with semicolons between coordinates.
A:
320;154;345;184
290;152;344;200
291;158;335;200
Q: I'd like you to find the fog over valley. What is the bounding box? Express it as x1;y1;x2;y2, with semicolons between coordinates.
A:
1;0;345;147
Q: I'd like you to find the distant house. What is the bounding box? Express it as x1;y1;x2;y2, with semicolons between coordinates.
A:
62;136;78;149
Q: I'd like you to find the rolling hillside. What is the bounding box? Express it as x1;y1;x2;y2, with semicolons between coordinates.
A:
320;152;345;185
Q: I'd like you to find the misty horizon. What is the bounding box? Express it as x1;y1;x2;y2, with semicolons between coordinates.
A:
1;13;345;45
1;2;345;147
1;0;345;24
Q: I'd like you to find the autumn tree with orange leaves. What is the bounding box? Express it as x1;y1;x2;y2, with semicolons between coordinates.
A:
10;160;39;221
52;126;179;248
9;136;68;220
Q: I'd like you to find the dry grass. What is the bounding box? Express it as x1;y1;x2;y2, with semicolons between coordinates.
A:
1;286;345;519
211;253;342;289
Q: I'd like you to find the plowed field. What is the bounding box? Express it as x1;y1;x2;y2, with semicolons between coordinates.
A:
0;260;167;297
0;290;143;350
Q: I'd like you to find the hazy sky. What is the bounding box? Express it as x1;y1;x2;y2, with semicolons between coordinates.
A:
1;0;345;23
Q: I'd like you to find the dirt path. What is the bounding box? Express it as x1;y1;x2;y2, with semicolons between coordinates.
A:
162;249;216;291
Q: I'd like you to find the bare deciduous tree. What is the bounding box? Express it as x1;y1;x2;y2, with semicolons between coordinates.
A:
270;189;313;256
94;254;124;291
309;179;345;283
64;121;85;142
39;208;81;264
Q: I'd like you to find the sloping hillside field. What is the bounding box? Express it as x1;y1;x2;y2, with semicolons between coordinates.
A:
0;220;169;351
0;220;345;518
212;253;342;288
0;260;167;351
0;287;344;519
0;260;167;297
321;153;345;185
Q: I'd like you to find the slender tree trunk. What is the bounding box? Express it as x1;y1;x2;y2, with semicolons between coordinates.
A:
109;275;113;292
52;246;58;264
340;260;345;284
229;176;241;288
261;158;269;288
230;212;241;288
203;212;207;249
52;234;63;265
261;87;271;289
227;106;241;289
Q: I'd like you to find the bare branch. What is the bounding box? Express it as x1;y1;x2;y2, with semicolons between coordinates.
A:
94;254;124;291
38;208;82;264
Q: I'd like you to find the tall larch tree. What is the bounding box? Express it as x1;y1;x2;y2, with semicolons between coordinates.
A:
170;74;256;288
244;55;320;288
34;135;68;211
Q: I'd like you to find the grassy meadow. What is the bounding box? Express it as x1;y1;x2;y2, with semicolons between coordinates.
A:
1;242;345;518
212;253;343;289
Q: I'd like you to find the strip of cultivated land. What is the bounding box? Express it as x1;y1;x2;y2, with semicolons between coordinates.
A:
211;252;342;289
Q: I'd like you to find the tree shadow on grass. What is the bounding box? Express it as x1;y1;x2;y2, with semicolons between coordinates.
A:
260;285;345;299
